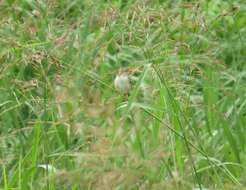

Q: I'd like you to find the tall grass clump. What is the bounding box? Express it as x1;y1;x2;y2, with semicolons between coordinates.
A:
0;0;246;189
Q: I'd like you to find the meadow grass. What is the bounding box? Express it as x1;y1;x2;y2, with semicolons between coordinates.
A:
0;0;246;189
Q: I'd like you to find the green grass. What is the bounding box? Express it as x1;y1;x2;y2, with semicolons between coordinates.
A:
0;0;246;189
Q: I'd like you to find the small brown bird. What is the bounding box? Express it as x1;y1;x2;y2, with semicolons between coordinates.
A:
114;72;131;95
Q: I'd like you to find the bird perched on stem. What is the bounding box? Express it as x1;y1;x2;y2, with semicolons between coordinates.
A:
114;67;139;98
114;72;131;95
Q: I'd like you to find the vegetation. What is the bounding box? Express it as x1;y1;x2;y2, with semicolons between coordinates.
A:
0;0;246;189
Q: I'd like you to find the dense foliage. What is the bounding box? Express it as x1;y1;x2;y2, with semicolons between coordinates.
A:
0;0;245;189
